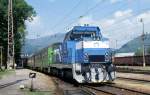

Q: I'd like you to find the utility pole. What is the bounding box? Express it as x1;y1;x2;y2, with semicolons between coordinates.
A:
115;40;118;49
140;18;146;67
7;0;15;69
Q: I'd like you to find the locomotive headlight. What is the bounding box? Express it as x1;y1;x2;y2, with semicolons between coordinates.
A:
84;52;89;60
105;52;111;62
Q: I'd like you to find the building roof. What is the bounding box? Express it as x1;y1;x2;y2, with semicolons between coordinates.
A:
115;52;135;57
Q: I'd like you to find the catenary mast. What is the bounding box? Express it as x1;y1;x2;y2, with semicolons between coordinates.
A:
7;0;15;69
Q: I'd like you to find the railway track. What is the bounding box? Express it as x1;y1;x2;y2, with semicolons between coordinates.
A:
83;83;150;95
52;76;150;95
64;89;96;95
52;77;96;95
116;68;150;75
117;77;150;83
0;79;27;89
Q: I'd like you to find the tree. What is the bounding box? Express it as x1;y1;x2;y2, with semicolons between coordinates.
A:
135;48;143;56
0;0;36;68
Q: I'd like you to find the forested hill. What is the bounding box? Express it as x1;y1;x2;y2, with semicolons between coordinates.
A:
23;33;150;55
22;33;110;55
22;33;65;55
117;34;150;53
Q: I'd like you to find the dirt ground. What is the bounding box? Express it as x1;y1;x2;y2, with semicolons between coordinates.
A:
0;69;57;95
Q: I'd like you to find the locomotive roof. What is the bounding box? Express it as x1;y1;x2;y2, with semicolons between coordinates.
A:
72;26;100;32
64;26;101;41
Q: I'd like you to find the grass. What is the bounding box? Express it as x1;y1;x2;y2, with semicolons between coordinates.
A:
22;88;55;95
23;89;54;95
25;91;53;95
0;69;15;79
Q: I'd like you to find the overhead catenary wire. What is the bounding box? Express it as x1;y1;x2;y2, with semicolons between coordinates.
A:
80;0;106;18
88;1;150;31
53;0;107;31
56;0;128;32
104;8;150;31
103;14;149;49
50;0;82;31
105;20;150;49
52;0;150;50
100;0;150;32
106;22;150;35
99;1;150;48
63;0;107;31
50;0;150;44
63;0;137;31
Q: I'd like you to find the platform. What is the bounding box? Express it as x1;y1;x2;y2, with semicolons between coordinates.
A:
0;69;57;95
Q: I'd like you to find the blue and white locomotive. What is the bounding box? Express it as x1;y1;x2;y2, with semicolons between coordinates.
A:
50;25;116;83
28;25;116;83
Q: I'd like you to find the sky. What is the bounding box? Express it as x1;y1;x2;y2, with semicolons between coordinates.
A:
25;0;150;48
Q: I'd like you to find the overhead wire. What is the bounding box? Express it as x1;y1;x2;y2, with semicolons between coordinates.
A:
50;0;82;31
104;7;150;49
104;8;150;31
103;1;150;49
63;0;107;31
83;0;150;33
63;0;135;31
108;22;150;49
52;0;150;36
90;1;150;32
106;21;150;34
49;0;150;49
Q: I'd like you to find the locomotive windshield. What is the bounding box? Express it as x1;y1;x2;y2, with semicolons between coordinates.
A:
70;31;100;41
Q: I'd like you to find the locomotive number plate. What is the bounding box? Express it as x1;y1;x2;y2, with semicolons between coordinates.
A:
90;64;101;68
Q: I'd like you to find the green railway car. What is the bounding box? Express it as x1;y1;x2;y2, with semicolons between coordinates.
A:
28;46;55;72
48;47;54;64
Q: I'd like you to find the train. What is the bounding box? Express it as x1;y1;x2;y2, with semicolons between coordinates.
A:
27;25;116;83
113;55;150;66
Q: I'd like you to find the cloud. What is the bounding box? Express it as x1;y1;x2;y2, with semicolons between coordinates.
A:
76;9;150;49
110;0;122;4
104;10;150;48
100;9;133;30
93;0;105;3
136;11;150;23
114;9;132;18
26;15;57;39
78;16;94;25
26;16;41;27
48;0;56;3
26;16;46;39
94;0;122;3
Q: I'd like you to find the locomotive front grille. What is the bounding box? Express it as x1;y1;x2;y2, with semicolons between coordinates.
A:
89;55;105;62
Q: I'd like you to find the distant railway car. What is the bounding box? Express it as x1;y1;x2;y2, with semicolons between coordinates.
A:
27;25;116;83
113;55;150;66
27;55;35;69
